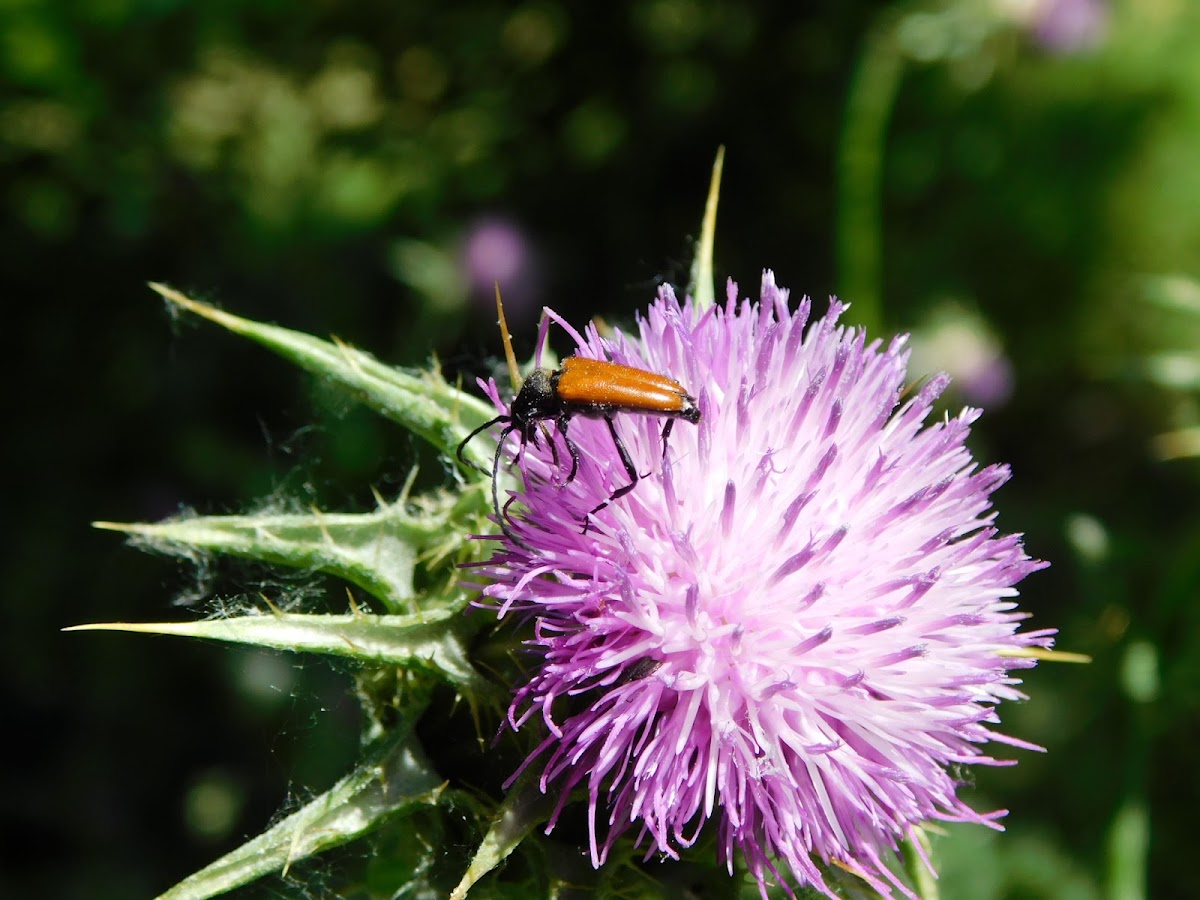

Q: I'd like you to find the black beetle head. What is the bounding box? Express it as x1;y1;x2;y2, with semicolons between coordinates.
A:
508;368;562;436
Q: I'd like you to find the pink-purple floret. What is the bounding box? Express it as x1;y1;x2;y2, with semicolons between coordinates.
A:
467;272;1054;898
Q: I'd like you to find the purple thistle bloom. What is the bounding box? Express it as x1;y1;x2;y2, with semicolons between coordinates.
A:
470;272;1054;898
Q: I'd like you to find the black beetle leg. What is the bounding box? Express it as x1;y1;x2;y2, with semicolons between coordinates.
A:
660;418;675;462
540;422;561;478
582;416;639;533
559;414;582;486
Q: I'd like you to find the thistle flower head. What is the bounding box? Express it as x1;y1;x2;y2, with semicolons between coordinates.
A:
471;272;1053;897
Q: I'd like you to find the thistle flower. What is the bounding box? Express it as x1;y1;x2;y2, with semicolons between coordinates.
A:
471;272;1053;897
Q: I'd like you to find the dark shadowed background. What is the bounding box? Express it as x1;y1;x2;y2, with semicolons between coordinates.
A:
6;1;1195;897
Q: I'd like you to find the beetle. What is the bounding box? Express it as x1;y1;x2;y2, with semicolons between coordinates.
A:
457;356;701;547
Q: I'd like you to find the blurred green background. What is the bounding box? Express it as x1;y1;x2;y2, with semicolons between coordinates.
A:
8;0;1199;897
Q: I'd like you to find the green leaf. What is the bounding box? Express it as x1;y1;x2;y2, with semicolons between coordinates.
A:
149;283;498;470
65;609;500;702
93;489;463;614
155;725;443;900
835;20;903;337
1137;352;1200;388
1139;273;1200;315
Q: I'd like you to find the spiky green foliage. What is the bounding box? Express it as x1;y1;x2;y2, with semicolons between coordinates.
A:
71;285;519;899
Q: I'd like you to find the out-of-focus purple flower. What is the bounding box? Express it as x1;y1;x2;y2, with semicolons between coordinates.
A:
910;304;1015;408
1030;0;1108;53
460;216;540;320
470;273;1053;897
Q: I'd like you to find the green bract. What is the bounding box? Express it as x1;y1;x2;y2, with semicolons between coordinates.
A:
70;285;524;899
